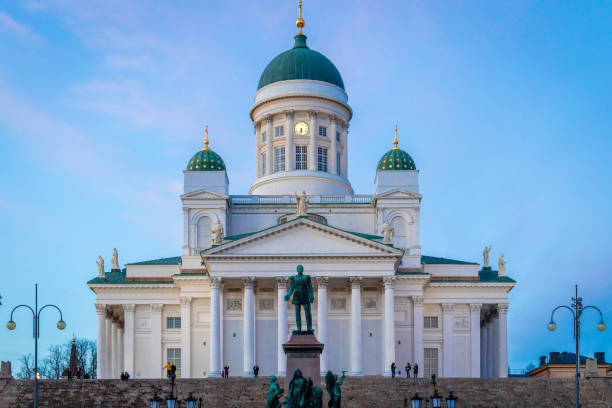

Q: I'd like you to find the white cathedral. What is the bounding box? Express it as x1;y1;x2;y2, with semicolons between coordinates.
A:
89;6;515;380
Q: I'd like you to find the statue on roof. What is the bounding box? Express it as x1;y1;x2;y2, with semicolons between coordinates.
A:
97;256;105;277
381;219;394;244
212;218;224;245
498;254;506;276
483;245;491;267
111;248;119;270
295;191;309;216
284;265;314;333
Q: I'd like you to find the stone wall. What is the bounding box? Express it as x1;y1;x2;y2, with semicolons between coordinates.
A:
0;377;610;408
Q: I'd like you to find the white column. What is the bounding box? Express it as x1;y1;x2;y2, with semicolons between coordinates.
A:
255;123;261;178
316;277;329;375
412;296;424;376
118;326;124;374
276;277;289;376
104;311;113;379
383;277;396;377
122;304;135;377
492;314;499;377
265;115;273;174
497;304;509;378
330;116;338;175
209;277;222;377
180;296;192;378
349;277;363;376
111;320;118;378
285;110;294;171
481;320;488;377
309;111;318;171
95;304;106;379
469;304;482;378
486;316;495;377
243;277;255;377
150;303;163;378
343;125;349;178
442;303;454;377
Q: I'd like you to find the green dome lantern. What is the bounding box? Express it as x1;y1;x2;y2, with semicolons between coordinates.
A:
186;126;226;172
257;2;344;90
377;125;416;171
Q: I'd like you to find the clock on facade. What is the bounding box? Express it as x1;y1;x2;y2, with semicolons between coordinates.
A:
294;121;309;136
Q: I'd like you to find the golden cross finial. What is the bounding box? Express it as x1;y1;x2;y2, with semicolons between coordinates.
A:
296;1;305;35
203;125;210;151
393;124;399;150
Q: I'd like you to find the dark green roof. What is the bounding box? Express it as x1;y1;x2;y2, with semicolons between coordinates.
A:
127;256;182;266
377;148;416;171
258;34;344;90
186;149;226;172
421;256;478;265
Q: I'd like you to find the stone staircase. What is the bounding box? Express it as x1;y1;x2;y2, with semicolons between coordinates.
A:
0;377;609;408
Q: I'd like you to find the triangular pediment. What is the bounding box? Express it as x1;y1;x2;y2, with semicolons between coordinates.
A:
202;218;403;257
181;188;229;201
375;188;422;200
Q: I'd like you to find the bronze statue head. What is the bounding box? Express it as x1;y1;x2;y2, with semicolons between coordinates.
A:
296;264;304;274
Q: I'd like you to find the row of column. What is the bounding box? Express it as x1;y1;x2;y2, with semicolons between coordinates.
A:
480;304;509;378
95;305;125;379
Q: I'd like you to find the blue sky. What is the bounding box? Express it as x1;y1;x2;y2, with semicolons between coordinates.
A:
0;0;610;372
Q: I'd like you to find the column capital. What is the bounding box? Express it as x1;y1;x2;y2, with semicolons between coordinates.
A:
150;303;162;313
497;303;509;314
284;109;294;119
208;276;222;288
412;296;424;305
349;276;362;288
308;110;319;119
122;304;135;312
469;303;482;313
382;276;396;288
242;276;256;289
180;296;192;306
316;276;329;288
106;309;114;319
276;276;289;289
442;303;455;313
265;114;273;123
95;303;106;314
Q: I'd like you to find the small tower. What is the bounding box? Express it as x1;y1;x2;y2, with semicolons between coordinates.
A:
374;125;419;194
183;126;229;194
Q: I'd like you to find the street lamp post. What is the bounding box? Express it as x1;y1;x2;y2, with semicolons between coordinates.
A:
6;284;66;408
547;284;606;408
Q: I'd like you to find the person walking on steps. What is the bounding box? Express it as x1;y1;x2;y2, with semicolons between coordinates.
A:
391;362;396;378
413;363;419;378
405;362;411;378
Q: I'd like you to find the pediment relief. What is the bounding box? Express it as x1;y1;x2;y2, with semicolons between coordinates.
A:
181;188;229;201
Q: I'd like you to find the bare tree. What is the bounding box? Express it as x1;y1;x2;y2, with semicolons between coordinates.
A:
16;353;34;379
42;344;67;379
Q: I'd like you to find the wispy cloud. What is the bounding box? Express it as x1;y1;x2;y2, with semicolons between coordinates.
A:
0;11;40;42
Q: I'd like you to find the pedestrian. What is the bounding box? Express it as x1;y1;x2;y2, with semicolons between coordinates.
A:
413;363;419;378
253;364;260;378
221;370;224;378
224;365;229;378
83;373;90;379
67;368;73;381
163;362;172;378
405;362;411;378
76;366;82;381
390;362;396;378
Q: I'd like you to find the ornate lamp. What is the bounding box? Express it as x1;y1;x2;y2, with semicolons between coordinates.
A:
430;390;442;408
6;320;16;330
411;392;423;408
165;392;177;408
184;393;197;408
149;392;162;408
57;320;66;330
445;391;457;408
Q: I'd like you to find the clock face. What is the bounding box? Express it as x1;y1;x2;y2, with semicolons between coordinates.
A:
294;121;309;136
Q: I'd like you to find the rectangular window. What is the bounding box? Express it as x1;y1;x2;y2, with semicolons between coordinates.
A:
424;348;438;378
166;317;181;329
167;348;182;370
261;153;266;175
262;131;267;142
295;145;308;170
274;147;285;172
424;316;439;329
275;126;284;137
336;153;341;175
319;126;327;137
336;131;341;142
317;147;328;172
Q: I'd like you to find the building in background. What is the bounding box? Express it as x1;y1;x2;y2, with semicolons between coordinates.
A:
88;5;515;380
527;352;611;378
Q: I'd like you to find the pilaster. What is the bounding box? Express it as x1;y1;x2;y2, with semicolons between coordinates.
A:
442;303;454;377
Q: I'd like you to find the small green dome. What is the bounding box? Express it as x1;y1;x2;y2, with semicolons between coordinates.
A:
258;34;344;90
186;148;226;172
377;148;416;171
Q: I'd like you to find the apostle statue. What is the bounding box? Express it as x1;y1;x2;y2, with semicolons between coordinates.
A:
295;191;309;216
381;219;394;244
482;245;491;267
284;265;314;333
498;254;506;276
111;248;119;270
212;218;224;245
96;256;105;277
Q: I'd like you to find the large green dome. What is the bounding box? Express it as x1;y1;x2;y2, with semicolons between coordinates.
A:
377;148;416;171
257;34;344;90
186;148;226;172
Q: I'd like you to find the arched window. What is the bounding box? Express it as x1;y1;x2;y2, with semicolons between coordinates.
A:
197;216;211;249
391;216;408;249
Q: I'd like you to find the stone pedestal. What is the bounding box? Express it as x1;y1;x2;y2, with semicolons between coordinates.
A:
283;331;324;389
